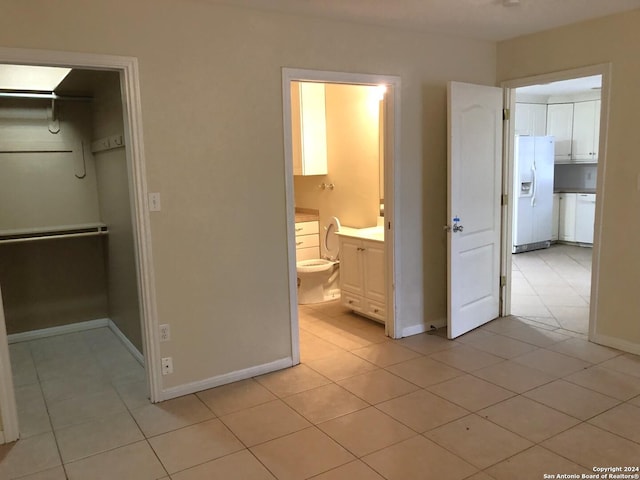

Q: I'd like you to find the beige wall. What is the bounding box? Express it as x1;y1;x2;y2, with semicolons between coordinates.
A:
0;100;108;333
92;73;143;352
294;83;381;241
0;100;100;230
498;10;640;349
0;0;496;390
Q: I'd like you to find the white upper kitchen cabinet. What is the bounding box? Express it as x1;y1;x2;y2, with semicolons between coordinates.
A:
572;100;600;163
291;82;328;176
515;103;547;137
546;103;574;163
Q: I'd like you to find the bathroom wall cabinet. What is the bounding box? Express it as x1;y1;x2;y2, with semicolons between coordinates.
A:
291;82;328;176
338;236;385;323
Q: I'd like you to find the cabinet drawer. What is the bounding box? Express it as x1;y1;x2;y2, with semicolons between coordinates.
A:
341;292;363;311
294;221;319;236
295;234;319;249
296;246;319;261
365;300;386;323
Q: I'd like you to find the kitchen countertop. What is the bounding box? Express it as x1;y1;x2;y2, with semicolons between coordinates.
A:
554;189;597;194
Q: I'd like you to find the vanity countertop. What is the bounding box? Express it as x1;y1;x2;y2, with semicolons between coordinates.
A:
337;226;384;242
295;208;319;223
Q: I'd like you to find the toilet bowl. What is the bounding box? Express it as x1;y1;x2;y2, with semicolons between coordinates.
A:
297;217;341;304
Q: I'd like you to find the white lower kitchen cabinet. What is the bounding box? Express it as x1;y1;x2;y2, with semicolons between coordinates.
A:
575;193;596;243
558;193;577;242
552;194;560;241
339;236;386;323
557;192;596;245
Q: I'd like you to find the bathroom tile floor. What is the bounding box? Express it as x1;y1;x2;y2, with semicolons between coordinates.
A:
4;300;640;479
511;244;592;335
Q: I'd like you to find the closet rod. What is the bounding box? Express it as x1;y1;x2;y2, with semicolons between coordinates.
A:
0;91;92;101
0;229;108;245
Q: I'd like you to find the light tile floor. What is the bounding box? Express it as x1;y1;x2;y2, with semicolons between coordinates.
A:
511;244;592;335
3;302;640;479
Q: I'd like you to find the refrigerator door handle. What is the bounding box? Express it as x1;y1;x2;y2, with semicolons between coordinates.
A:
530;163;537;207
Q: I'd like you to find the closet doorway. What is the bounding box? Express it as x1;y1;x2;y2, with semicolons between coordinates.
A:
0;50;158;443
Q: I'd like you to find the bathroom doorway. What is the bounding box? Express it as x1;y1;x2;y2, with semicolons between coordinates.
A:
281;69;401;364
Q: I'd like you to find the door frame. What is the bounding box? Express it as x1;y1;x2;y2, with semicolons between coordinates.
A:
0;47;161;442
500;63;612;343
281;68;401;361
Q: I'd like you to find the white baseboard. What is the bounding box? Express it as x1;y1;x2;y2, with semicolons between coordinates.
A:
590;332;640;356
7;318;145;366
108;320;144;366
7;318;109;344
401;317;446;338
159;357;293;402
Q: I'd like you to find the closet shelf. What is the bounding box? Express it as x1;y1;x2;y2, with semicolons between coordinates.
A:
0;223;108;244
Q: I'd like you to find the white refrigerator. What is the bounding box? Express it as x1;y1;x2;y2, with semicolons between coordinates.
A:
513;136;555;253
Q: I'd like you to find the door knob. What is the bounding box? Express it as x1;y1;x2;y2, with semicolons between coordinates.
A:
452;216;463;233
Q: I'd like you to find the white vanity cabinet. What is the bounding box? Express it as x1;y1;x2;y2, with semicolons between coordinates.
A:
338;235;386;323
295;220;319;261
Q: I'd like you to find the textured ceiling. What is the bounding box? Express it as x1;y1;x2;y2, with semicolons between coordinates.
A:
214;0;640;41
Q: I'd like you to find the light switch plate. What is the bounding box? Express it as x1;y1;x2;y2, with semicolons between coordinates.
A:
149;192;161;212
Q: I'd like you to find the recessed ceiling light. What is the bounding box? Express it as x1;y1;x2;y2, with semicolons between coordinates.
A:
0;64;71;92
503;0;521;6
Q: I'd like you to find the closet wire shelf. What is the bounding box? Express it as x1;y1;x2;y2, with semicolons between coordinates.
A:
0;223;108;245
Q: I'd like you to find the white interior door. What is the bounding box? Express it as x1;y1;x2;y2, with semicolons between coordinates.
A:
447;81;503;339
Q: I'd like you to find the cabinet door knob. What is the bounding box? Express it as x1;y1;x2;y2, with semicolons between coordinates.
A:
374;308;379;313
348;300;354;304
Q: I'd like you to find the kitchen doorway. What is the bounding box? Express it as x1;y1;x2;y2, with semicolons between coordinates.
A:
501;65;610;343
281;68;401;365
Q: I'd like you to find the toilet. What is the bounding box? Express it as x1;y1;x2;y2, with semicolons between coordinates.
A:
296;217;341;304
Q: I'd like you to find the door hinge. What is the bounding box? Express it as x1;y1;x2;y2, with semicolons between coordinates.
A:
500;275;507;287
503;108;510;121
501;194;508;206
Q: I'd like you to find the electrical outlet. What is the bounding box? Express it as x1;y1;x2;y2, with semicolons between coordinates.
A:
148;192;161;212
161;357;173;375
159;324;170;342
